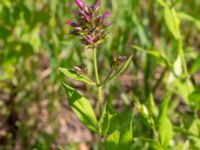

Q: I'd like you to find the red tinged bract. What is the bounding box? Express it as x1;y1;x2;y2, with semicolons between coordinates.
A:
66;0;111;48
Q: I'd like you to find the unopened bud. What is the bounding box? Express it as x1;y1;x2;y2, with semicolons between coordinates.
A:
73;65;88;75
112;56;127;68
75;0;85;9
92;0;100;11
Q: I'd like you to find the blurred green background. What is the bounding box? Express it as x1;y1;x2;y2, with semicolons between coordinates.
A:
0;0;200;149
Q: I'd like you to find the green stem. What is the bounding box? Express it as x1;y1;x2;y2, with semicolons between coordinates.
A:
93;48;103;150
93;48;102;115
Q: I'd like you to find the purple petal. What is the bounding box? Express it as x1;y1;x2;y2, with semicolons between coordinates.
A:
75;0;85;9
93;0;100;11
103;11;111;19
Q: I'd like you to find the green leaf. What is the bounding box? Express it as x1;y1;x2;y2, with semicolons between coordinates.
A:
137;137;160;150
106;130;120;150
63;83;98;132
188;91;200;110
106;108;133;150
101;55;133;86
148;93;157;117
132;45;161;58
116;108;133;150
189;53;200;74
99;98;120;135
164;8;180;40
157;95;173;149
59;67;95;86
189;119;200;137
132;45;170;67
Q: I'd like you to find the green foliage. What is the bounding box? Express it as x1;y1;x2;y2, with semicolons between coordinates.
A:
99;98;120;135
188;91;200;110
59;67;96;86
189;53;200;74
106;108;133;150
63;83;98;133
157;95;173;149
0;0;200;149
164;8;180;40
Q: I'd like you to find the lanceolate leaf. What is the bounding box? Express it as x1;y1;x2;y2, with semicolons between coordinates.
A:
156;0;181;40
132;45;170;67
148;93;157;117
59;67;95;86
63;83;98;132
99;99;120;135
164;8;180;40
157;95;173;149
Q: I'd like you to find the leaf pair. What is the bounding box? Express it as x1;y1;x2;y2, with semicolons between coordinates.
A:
59;55;133;87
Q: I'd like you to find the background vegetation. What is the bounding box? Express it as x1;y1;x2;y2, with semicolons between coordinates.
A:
0;0;200;149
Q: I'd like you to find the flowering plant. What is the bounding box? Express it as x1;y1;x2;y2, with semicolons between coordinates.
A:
59;0;133;149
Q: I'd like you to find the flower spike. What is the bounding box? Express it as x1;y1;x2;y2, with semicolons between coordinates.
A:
67;0;111;48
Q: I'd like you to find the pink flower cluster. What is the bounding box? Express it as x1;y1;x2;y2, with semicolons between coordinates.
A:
66;0;111;48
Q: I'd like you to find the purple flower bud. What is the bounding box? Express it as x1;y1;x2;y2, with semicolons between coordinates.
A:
93;0;100;11
75;0;85;9
66;20;73;26
86;35;94;44
66;20;78;27
103;11;111;20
